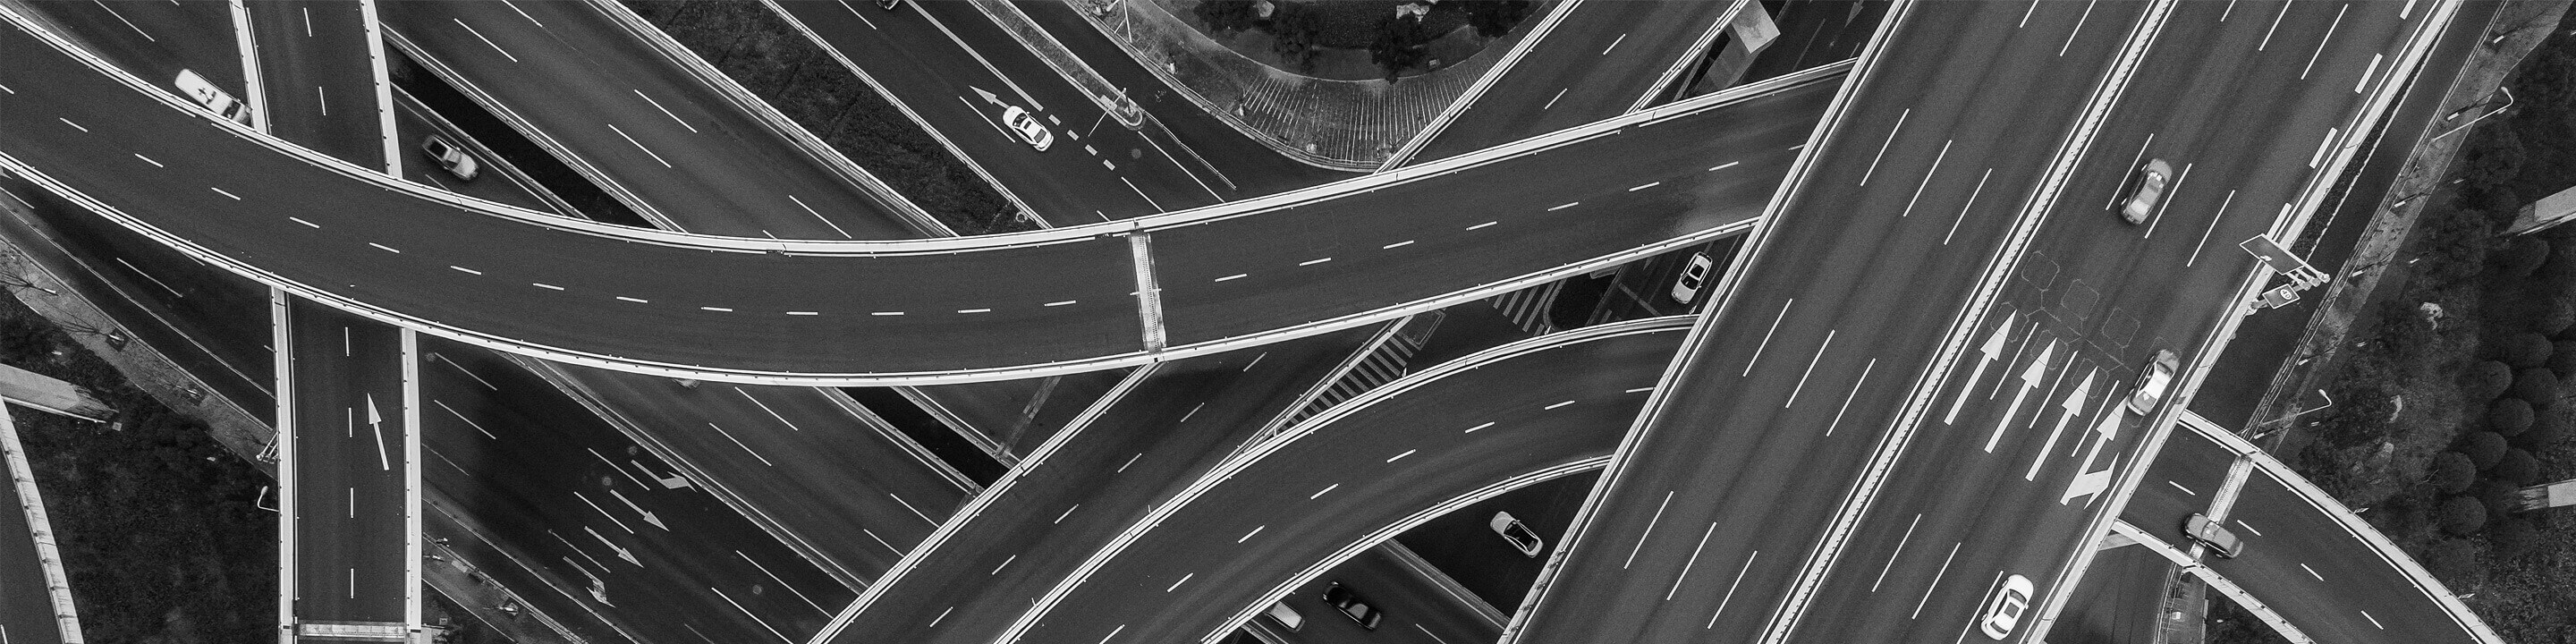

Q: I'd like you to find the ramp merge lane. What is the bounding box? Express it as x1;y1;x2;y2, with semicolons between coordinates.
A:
0;6;1833;384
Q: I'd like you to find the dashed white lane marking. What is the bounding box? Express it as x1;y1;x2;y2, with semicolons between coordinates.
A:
1383;240;1416;249
1743;299;1796;377
453;19;519;63
958;308;992;314
369;242;401;253
1706;550;1762;627
533;283;564;291
871;311;904;316
1214;274;1247;283
928;606;955;627
2057;0;2100;56
2234;520;2262;536
1544;400;1575;410
633;89;699;133
1859;108;1911;186
1237;525;1264;543
316;86;328;115
289;217;320;228
1709;161;1741;172
2167;480;2196;496
1601;32;1628;55
2300;563;2323;580
450;266;482;275
1055;504;1079;523
1299;258;1332;266
787;311;818;316
0;81;14;93
990;554;1017;575
133;153;163;167
1468;221;1497;231
1666;521;1721;600
1116;453;1143;472
56;118;86;131
1045;300;1078;307
1630;182;1662;191
1095;624;1126;644
1465;421;1495;433
1783;329;1838;408
701;306;733;312
1309;483;1339;499
788;194;852;239
1626;386;1656;394
1385;449;1416;462
1624;491;1676;569
209;187;242;199
1549;201;1581;211
615;296;648;303
604;123;674;167
2360;610;2384;630
1823;358;1879;436
1543;88;1569;110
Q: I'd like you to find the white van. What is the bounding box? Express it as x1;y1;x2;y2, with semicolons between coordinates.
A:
1262;601;1304;631
173;70;253;125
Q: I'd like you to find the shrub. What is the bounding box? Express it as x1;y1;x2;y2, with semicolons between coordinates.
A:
2536;297;2576;335
1368;13;1435;82
2462;431;2510;470
2552;341;2576;376
2488;397;2535;436
1192;0;1264;35
2542;237;2576;282
2464;360;2514;400
2428;451;2479;494
1463;0;1536;38
2512;367;2562;404
2474;479;2523;520
2488;518;2540;560
2494;449;2542;485
2437;496;2490;535
1267;2;1326;72
2494;234;2551;276
2422;538;2485;585
2497;332;2555;367
2518;409;2570;448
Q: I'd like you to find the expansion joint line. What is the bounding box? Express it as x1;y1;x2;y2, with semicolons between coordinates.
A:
1754;2;2180;643
1131;233;1166;352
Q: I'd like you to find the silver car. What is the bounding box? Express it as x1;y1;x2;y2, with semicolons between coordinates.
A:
2121;158;2173;224
2125;349;2179;414
419;135;480;182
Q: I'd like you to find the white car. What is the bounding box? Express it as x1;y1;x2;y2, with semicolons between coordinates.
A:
1489;511;1544;557
1670;252;1715;304
418;135;481;182
2121;158;2173;224
173;69;253;125
2125;349;2179;414
1002;106;1054;151
1979;574;2035;640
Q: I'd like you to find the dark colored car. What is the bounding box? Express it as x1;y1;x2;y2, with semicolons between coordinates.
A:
1321;582;1383;630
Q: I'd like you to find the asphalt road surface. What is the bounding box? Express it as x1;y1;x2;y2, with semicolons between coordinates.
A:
378;0;924;239
247;0;388;170
2040;544;2175;644
0;16;1831;381
284;298;411;625
1402;0;1741;165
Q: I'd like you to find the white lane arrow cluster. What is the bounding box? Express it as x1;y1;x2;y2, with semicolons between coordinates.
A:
1945;312;2016;424
1984;341;2055;453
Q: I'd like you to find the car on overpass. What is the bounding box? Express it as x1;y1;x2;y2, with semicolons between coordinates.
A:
418;135;481;182
1321;582;1383;630
2182;513;2246;559
173;70;252;126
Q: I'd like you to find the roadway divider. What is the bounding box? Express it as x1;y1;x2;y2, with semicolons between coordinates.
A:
399;328;424;634
757;0;1045;230
2029;0;2470;637
586;0;954;238
991;315;1694;644
1376;0;1593;170
362;0;399;178
801;364;1158;644
226;0;267;135
1627;0;1751;113
1496;4;1908;641
0;400;87;643
2109;520;2317;644
270;289;297;644
1129;233;1165;351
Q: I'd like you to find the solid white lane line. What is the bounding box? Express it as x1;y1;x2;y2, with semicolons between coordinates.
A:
1872;514;1924;592
787;194;853;239
533;283;564;291
1122;177;1165;212
1238;525;1265;543
1910;543;1967;618
992;555;1017;575
92;1;155;40
133;153;163;167
1630;182;1662;191
1544;400;1576;410
1465;421;1496;433
1823;358;1879;436
1299;258;1332;266
1743;300;1795;376
890;493;936;524
705;422;775;466
2058;0;2099;56
2356;53;2383;93
615;296;648;303
56;118;86;132
2301;4;2349;79
2258;0;2295;51
2109;133;2159;209
1665;521;1720;600
2168;480;2197;496
2188;190;2238;267
1783;329;1838;407
604;123;673;167
1858;108;1911;186
369;242;401;253
1116;453;1143;472
1055;504;1079;523
1543;88;1569;110
2300;563;2323;580
1165;572;1193;592
1896;140;1953;218
1704;551;1761;628
1623;491;1676;569
436;401;496;439
1601;32;1628;55
453;19;518;63
634;89;699;133
1310;483;1339;499
1709;161;1741;172
738;551;829;614
113;258;182;299
1383;240;1416;249
1942;168;1996;245
2141;163;2191;238
711;587;796;643
2235;519;2263;536
2310;127;2341;167
1386;449;1417;462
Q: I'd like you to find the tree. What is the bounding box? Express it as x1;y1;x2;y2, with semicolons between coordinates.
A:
2536;296;2576;335
2551;340;2576;376
1462;0;1536;38
2461;430;2509;470
2488;518;2540;560
1193;0;1265;35
2464;360;2514;400
1369;13;1435;83
2494;448;2542;485
1267;2;1326;73
2494;234;2551;277
2436;496;2489;536
2428;451;2479;494
2421;538;2484;584
2512;367;2561;404
2498;332;2555;368
2517;408;2570;448
2488;397;2535;436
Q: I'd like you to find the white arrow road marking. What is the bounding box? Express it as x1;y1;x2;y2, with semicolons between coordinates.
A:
609;488;669;530
2028;369;2096;480
586;526;640;566
365;394;389;471
1984;342;2055;453
1945;312;2017;424
2061;407;2128;505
